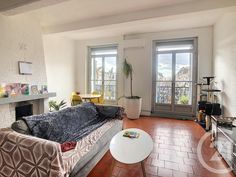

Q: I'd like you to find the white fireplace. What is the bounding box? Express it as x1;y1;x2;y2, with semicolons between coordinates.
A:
0;93;56;128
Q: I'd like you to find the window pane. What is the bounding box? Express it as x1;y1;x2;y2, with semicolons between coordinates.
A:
175;82;192;105
157;54;172;81
91;80;103;93
176;53;192;81
89;46;117;101
104;57;116;80
91;48;117;55
104;81;116;100
157;44;193;52
91;57;103;80
156;82;172;104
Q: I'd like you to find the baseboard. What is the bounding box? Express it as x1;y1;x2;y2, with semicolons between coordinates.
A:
151;112;195;120
141;110;151;116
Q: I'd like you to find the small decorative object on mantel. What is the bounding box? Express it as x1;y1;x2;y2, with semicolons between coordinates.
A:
5;83;21;97
18;61;32;75
21;84;29;95
0;83;8;98
40;85;48;94
30;85;39;95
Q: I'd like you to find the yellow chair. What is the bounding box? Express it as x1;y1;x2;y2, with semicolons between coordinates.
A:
71;92;82;106
91;91;105;104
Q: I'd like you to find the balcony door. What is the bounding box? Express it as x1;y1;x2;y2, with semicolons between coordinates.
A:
152;39;197;118
88;46;118;101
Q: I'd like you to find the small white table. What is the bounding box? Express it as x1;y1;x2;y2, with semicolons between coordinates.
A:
109;128;153;177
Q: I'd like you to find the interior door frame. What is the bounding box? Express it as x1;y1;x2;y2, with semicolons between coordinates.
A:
151;37;198;119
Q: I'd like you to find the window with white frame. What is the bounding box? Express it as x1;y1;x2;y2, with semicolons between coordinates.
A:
88;46;118;101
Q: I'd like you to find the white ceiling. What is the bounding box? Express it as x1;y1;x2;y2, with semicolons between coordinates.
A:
0;0;70;15
30;0;197;26
51;8;226;40
0;0;39;11
2;0;236;40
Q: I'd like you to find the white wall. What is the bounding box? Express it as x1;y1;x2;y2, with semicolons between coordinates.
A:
0;14;47;127
0;14;47;85
43;36;76;106
213;11;236;116
75;27;213;115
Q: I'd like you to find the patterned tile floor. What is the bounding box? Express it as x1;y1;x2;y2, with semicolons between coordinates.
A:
87;117;236;177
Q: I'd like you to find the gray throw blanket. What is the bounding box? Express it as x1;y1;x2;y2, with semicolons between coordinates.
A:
23;103;123;144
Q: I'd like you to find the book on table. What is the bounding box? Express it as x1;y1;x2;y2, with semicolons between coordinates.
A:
123;131;140;138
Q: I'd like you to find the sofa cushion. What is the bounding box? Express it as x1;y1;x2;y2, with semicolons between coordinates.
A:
95;105;124;119
81;102;98;113
65;119;123;177
11;120;31;135
22;103;124;144
23;104;99;143
61;142;77;152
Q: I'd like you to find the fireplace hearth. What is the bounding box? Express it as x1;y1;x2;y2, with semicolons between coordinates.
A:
15;104;33;121
0;92;56;128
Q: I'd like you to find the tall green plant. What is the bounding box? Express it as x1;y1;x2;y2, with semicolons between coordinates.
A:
123;59;133;97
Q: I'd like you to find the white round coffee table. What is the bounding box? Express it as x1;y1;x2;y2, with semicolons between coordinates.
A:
109;128;153;177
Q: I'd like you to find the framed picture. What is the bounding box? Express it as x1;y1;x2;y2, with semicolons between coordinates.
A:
31;85;39;95
5;83;21;96
21;84;29;95
18;61;32;75
40;85;48;94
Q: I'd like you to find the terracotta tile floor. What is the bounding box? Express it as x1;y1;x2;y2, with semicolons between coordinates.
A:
87;117;236;177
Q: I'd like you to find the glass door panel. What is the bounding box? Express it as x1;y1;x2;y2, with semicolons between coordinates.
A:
89;47;118;101
104;80;116;100
91;57;103;93
104;57;116;80
156;82;172;104
175;53;193;105
91;80;103;93
91;57;103;80
175;82;192;105
156;54;172;81
104;56;117;100
175;53;192;81
156;53;173;104
153;39;197;118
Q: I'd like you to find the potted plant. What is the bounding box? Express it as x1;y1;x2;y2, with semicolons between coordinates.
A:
49;100;67;111
122;59;142;119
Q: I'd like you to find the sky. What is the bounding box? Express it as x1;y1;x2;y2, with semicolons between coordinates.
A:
157;53;192;80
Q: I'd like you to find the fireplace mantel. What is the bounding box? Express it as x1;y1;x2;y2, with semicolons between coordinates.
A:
0;92;56;105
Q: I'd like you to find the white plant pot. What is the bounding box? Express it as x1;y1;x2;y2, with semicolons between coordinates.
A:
125;98;142;119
